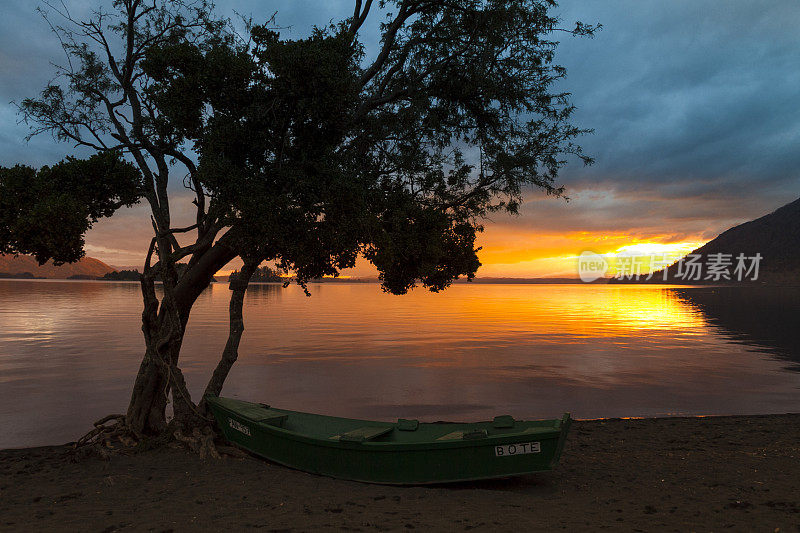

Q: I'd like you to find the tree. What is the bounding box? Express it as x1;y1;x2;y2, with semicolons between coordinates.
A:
100;269;143;281
0;154;141;265
229;266;283;283
2;0;597;445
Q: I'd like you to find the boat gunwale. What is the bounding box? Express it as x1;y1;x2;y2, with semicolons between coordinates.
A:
207;398;567;453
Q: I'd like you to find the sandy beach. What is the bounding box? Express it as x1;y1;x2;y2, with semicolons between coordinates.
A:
1;414;799;532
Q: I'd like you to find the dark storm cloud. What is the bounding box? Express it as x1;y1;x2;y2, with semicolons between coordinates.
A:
0;2;104;166
553;0;800;204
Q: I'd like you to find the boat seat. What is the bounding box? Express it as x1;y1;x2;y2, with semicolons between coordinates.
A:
492;415;515;428
463;429;488;440
396;418;419;431
436;431;464;441
237;406;289;427
436;429;488;441
333;426;394;442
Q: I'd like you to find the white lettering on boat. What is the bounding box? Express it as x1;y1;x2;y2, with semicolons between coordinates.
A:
495;442;540;457
229;418;251;436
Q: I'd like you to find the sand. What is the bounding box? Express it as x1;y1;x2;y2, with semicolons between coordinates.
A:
1;414;799;532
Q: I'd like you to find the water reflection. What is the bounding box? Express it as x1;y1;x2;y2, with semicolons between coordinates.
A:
243;283;284;301
674;287;800;371
1;280;800;449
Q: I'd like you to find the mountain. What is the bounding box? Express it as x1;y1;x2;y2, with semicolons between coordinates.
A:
0;255;115;279
693;196;800;272
622;196;800;284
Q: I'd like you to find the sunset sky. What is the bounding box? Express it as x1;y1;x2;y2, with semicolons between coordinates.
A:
1;1;798;277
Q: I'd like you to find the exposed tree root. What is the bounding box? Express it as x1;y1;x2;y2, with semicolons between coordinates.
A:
72;415;132;460
173;427;220;459
72;414;245;461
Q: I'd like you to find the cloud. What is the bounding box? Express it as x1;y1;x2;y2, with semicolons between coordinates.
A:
553;0;800;198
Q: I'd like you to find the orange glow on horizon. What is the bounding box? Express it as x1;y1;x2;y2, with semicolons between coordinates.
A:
474;228;708;278
214;234;708;279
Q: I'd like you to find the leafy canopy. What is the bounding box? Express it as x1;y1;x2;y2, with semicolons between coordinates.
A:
0;152;141;264
8;0;596;293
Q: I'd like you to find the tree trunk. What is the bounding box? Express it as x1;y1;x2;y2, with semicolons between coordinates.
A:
126;353;169;436
125;235;238;436
200;259;258;413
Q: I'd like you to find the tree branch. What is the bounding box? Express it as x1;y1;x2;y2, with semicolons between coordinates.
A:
359;0;421;87
350;0;374;35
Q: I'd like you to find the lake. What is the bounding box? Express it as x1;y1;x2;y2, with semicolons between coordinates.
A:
1;280;799;449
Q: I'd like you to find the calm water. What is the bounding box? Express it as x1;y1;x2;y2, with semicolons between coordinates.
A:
1;280;799;449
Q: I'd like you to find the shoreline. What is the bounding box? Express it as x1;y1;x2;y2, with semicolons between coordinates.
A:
4;411;799;453
2;413;799;531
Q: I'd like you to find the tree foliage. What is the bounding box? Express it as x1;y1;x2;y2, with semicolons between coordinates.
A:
0;152;141;264
12;0;597;292
139;0;597;293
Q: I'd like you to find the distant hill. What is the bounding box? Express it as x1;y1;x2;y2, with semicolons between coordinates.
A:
0;255;115;279
693;196;800;272
618;196;800;284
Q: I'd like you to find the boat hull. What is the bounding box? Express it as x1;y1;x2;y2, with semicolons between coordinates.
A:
207;396;570;484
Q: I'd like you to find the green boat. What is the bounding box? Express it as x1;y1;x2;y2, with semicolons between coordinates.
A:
206;396;571;484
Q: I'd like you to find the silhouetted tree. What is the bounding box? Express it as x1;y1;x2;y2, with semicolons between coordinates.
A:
0;155;141;264
0;0;597;444
229;266;282;283
100;270;143;281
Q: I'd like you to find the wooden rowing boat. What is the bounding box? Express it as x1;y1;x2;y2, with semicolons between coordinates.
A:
206;395;571;484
